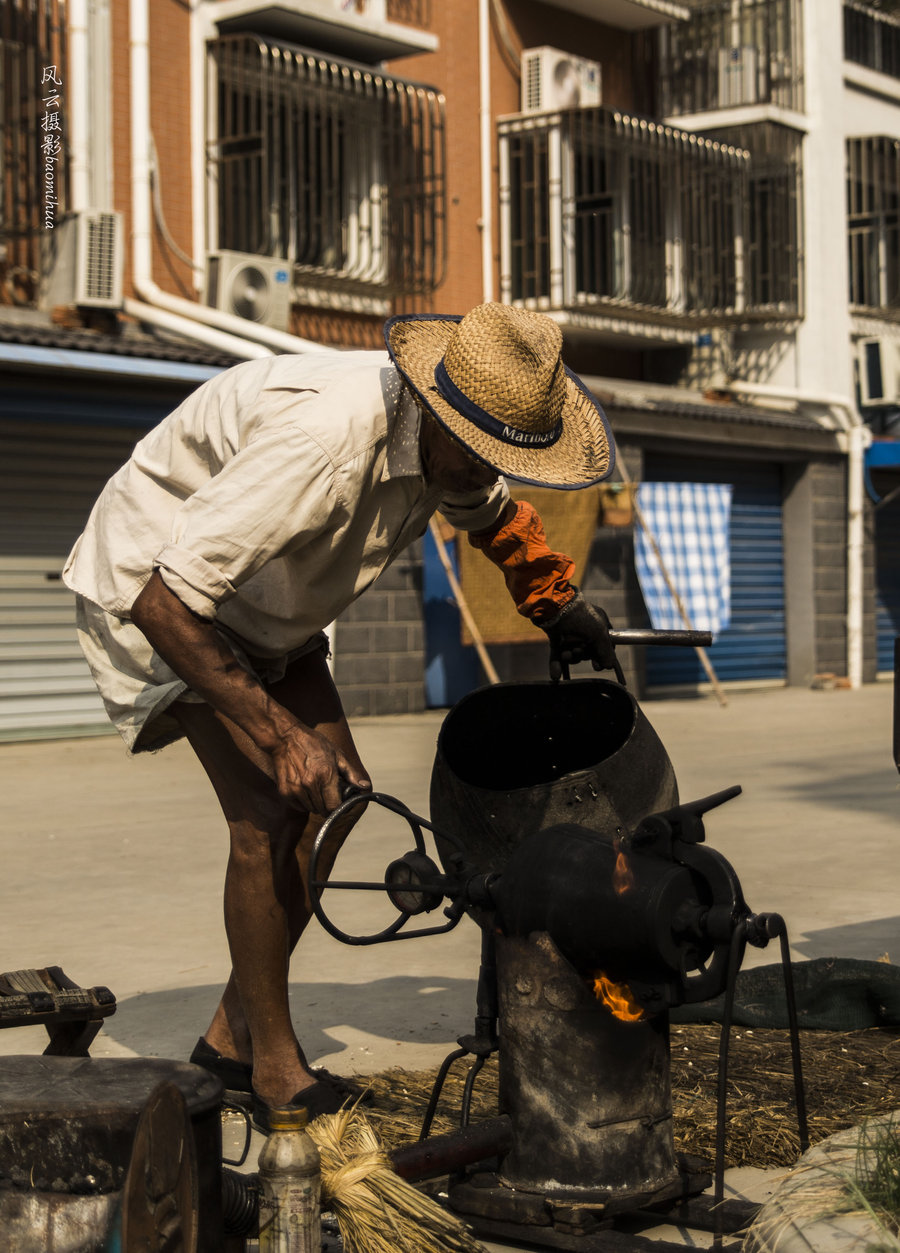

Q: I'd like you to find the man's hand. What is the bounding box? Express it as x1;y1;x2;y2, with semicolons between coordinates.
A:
270;724;369;816
541;593;625;685
132;572;371;814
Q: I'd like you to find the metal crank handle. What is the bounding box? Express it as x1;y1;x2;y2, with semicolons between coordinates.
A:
340;779;370;802
608;629;713;648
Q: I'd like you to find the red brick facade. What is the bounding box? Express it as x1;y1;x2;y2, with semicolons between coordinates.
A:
102;0;633;342
386;2;633;319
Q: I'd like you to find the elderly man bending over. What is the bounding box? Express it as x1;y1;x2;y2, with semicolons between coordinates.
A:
64;302;621;1131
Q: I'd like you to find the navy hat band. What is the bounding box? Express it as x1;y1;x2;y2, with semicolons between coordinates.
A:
433;358;562;449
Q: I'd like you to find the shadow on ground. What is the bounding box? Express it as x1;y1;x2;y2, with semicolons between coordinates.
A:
103;974;479;1067
793;916;900;961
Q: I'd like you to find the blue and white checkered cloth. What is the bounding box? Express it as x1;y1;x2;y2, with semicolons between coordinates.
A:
634;482;733;635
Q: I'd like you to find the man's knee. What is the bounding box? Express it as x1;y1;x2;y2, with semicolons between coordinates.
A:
226;801;308;871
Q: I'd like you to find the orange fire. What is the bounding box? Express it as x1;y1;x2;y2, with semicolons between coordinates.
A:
591;972;646;1023
612;838;635;896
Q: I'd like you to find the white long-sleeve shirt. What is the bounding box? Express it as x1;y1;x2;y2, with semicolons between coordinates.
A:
64;351;508;750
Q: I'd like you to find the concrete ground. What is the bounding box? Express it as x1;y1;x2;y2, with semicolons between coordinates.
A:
2;680;898;1247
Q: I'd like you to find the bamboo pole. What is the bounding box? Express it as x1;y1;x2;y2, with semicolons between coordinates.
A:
428;518;501;685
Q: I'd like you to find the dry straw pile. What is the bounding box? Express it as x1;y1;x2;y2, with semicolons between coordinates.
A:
359;1026;900;1170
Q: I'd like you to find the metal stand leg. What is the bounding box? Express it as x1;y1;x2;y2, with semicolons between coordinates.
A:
419;925;499;1141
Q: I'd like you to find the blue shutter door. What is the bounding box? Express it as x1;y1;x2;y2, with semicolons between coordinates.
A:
423;527;480;707
875;495;900;673
643;456;786;687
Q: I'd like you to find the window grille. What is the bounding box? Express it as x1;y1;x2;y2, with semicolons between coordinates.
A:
499;108;750;324
707;122;802;315
208;34;446;297
659;0;803;118
845;1;900;78
0;0;68;302
847;136;900;314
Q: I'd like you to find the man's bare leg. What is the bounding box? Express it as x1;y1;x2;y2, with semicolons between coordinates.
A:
171;647;367;1108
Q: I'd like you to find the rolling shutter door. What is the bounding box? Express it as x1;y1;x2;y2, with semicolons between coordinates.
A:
875;492;900;674
643;455;786;687
0;420;146;739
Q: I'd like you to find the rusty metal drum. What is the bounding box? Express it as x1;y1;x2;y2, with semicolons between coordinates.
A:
430;678;679;879
0;1055;223;1252
495;932;680;1202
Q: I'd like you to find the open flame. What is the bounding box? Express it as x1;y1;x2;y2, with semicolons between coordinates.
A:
591;972;646;1023
612;838;635;896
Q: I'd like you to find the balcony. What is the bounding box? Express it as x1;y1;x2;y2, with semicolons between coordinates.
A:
207;34;446;300
499;107;752;333
658;0;803;119
845;1;900;80
209;0;437;64
535;0;690;29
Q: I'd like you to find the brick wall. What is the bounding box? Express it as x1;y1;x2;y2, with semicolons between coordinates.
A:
148;0;194;299
810;460;850;678
334;543;427;716
863;491;879;684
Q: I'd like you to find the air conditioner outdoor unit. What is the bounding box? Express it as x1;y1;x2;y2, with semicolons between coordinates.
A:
717;45;760;107
521;46;601;114
39;210;123;310
205;251;292;331
859;337;900;406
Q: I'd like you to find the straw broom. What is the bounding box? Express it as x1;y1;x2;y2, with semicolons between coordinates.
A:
307;1104;489;1253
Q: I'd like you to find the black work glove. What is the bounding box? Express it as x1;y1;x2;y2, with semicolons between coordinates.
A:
541;592;626;685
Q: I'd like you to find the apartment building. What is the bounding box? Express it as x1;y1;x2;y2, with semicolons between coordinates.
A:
0;0;897;739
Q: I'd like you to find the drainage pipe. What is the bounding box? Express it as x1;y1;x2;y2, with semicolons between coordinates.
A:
128;0;332;357
122;298;273;359
727;381;871;691
478;0;494;303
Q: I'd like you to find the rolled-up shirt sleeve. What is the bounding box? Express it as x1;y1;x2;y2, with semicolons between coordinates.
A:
153;426;340;619
438;478;509;533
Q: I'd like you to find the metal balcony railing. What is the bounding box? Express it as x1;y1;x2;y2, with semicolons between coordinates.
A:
845;1;900;80
1;0;69;304
499;108;756;325
208;34;446;297
847;135;900;314
706;120;802;315
659;0;803;117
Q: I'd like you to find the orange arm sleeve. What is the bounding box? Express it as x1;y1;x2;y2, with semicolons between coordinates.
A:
468;500;577;625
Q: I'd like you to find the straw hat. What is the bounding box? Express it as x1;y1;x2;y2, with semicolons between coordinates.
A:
384;303;615;488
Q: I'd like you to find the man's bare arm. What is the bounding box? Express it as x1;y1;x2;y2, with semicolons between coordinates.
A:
130;571;365;814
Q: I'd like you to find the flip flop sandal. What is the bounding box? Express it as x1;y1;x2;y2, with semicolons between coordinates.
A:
251;1078;347;1134
190;1038;374;1106
189;1037;253;1104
